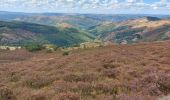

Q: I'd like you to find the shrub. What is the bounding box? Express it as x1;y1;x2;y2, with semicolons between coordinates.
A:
53;81;77;93
96;94;113;100
103;62;121;69
25;44;44;52
62;51;69;56
63;74;81;82
53;82;66;93
28;93;50;100
71;44;80;47
94;83;118;95
48;45;58;51
157;75;170;94
45;44;58;53
53;92;80;100
77;82;93;95
10;74;20;82
116;94;155;100
63;73;98;83
25;75;54;89
103;69;119;78
79;73;98;83
46;49;53;53
0;87;17;100
94;83;111;94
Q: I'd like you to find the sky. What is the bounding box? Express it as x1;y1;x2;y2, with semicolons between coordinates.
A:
0;0;170;14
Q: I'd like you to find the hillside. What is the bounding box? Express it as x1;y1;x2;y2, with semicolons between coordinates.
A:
0;21;94;46
89;17;170;44
0;41;170;100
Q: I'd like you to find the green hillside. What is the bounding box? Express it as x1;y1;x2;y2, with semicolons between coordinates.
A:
0;21;94;46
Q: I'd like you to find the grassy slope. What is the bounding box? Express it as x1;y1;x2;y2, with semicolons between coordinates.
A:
0;41;170;100
0;21;94;46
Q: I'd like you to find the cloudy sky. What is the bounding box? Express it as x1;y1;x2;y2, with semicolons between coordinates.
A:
0;0;170;14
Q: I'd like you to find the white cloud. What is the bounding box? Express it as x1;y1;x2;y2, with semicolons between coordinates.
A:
151;0;170;10
160;0;167;2
0;0;170;13
126;0;136;3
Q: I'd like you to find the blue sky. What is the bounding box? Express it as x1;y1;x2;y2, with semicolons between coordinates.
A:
0;0;170;14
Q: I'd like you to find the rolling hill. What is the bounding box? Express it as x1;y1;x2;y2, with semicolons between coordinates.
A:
89;17;170;44
0;21;94;46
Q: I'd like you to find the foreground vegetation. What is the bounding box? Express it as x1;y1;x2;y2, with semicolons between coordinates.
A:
0;41;170;100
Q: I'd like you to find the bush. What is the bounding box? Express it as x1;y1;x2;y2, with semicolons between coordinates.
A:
53;81;73;93
28;93;50;100
116;94;155;100
103;62;121;69
53;92;80;100
63;73;98;83
25;44;44;52
96;95;113;100
77;82;93;95
62;51;69;56
0;87;17;100
48;45;58;51
157;75;170;94
46;49;53;53
94;83;119;95
45;44;58;52
103;69;119;78
25;75;54;89
71;44;80;47
10;74;20;82
63;74;80;82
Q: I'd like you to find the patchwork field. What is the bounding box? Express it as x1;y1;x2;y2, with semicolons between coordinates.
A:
0;41;170;100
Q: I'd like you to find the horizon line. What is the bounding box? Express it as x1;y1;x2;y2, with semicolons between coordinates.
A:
1;10;170;16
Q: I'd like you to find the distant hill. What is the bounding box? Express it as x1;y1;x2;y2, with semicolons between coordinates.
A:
89;17;170;44
12;15;101;29
10;15;141;30
0;21;94;46
2;11;169;29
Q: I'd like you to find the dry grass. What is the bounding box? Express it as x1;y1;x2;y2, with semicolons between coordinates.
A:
0;41;170;100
